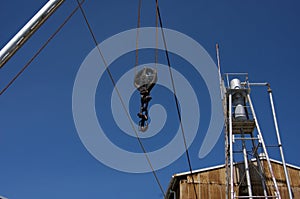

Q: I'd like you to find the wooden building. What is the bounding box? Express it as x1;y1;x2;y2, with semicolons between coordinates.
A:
165;159;300;199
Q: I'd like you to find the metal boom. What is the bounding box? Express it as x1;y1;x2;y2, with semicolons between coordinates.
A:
0;0;65;68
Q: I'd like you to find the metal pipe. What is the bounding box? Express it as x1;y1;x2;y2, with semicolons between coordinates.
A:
247;94;281;199
229;93;234;199
250;132;268;199
226;113;230;199
216;44;226;101
248;83;269;87
170;190;176;199
226;74;230;89
216;43;229;199
216;43;222;86
225;73;249;76
216;44;220;80
234;137;258;140
241;132;253;198
0;0;65;68
268;88;293;199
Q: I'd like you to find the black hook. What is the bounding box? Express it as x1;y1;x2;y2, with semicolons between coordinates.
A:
137;85;152;132
134;67;157;132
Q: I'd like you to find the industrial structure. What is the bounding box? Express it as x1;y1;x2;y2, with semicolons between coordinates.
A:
222;72;293;199
165;58;296;198
1;1;297;198
164;159;300;199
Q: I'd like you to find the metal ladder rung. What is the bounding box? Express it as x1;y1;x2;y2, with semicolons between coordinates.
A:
234;137;259;141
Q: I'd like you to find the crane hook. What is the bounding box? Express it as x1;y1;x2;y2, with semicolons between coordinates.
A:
134;67;157;132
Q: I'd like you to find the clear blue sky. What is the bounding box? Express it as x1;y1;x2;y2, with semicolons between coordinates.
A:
0;0;300;198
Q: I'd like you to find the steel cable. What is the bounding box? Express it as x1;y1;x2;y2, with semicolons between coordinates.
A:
155;0;199;198
0;0;85;96
75;0;166;197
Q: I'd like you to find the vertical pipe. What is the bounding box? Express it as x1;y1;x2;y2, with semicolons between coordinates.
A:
268;88;293;199
170;190;176;199
216;43;229;199
247;94;281;199
250;132;268;199
225;109;230;199
226;74;230;89
241;132;253;198
216;43;222;86
229;93;234;199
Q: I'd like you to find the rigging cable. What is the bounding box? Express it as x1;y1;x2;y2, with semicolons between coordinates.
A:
135;0;159;70
75;0;165;197
0;0;86;96
155;0;199;198
134;0;142;76
134;0;159;131
155;0;159;67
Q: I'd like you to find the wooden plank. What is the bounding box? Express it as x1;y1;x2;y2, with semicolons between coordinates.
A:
289;167;300;187
173;160;300;199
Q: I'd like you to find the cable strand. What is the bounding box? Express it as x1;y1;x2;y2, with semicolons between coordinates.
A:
155;0;159;68
0;0;86;96
155;1;199;198
75;0;165;196
135;0;142;76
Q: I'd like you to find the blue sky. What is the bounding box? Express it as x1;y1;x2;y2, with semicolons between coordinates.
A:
0;0;300;198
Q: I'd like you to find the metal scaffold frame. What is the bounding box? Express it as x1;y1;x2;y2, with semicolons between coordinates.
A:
221;73;293;199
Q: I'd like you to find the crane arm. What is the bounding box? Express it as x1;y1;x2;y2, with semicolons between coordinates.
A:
0;0;65;68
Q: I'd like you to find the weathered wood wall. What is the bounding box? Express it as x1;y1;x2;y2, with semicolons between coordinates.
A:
174;161;300;199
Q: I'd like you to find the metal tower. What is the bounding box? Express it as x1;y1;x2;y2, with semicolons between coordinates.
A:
220;73;293;199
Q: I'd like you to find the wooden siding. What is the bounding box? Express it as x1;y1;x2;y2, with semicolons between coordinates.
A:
170;161;300;199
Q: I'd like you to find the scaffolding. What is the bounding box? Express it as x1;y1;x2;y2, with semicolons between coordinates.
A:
220;73;293;199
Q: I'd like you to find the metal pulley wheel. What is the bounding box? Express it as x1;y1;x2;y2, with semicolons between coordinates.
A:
134;67;158;91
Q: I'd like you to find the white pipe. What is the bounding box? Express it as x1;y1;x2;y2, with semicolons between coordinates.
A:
268;89;293;199
242;133;253;198
248;83;269;87
0;0;64;68
170;190;176;199
229;93;234;199
247;94;281;199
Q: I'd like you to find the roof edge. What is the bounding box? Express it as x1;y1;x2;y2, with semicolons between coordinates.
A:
164;158;300;198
